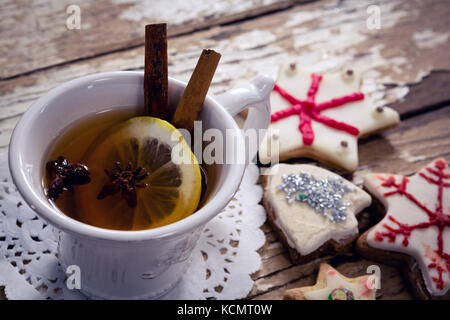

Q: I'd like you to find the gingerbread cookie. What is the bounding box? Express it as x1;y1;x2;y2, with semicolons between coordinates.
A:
357;158;450;299
262;163;371;263
284;264;377;300
258;65;400;172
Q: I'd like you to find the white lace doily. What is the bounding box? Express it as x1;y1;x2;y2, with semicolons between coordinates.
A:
0;152;266;300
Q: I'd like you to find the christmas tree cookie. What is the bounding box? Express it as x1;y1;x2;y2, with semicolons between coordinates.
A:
357;158;450;299
284;263;377;300
262;163;371;263
258;64;400;172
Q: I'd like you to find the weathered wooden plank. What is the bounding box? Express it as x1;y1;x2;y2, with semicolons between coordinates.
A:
249;105;450;300
257;229;285;259
0;0;301;79
251;259;413;300
1;0;449;152
390;70;450;118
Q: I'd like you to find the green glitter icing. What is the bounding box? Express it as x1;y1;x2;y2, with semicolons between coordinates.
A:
297;193;307;201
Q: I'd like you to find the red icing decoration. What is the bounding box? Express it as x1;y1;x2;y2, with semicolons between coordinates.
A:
360;278;370;296
374;159;450;291
271;74;364;145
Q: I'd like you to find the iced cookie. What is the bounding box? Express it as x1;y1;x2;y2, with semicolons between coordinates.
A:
258;65;400;172
262;163;371;263
357;158;450;299
284;263;377;300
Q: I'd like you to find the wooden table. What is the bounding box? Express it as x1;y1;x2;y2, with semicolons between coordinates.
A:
1;0;449;300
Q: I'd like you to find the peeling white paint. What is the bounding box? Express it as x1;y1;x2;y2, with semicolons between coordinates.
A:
413;29;450;49
228;30;277;51
399;151;427;163
284;9;325;28
255;282;274;292
112;0;278;23
266;242;282;251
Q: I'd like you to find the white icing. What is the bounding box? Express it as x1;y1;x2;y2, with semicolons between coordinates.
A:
365;159;450;296
265;163;371;256
304;267;375;300
259;66;400;171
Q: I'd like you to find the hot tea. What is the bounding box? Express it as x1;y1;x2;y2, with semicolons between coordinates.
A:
44;109;207;231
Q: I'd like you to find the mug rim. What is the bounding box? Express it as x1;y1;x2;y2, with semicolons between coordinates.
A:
8;71;246;242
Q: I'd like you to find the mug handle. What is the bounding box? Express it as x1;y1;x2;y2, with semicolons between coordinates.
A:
214;75;274;163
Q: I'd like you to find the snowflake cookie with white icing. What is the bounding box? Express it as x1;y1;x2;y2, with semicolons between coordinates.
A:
284;264;377;300
262;163;371;263
258;64;400;172
357;158;450;299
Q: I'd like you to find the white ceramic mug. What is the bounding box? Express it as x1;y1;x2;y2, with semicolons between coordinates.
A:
8;71;273;299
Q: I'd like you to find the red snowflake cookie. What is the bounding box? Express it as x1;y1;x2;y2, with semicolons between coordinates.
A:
364;158;450;297
258;65;400;172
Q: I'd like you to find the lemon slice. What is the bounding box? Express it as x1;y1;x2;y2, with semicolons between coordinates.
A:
75;116;202;230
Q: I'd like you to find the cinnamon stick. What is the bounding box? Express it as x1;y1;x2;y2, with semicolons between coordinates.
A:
144;23;169;120
172;49;221;132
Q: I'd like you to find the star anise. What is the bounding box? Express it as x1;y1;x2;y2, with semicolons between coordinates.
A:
97;161;149;208
46;156;91;200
